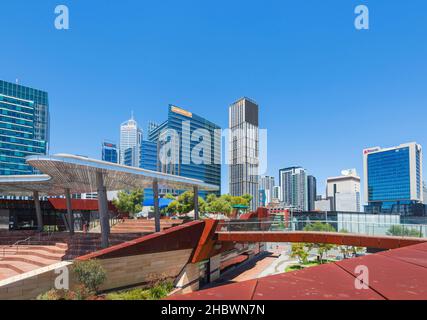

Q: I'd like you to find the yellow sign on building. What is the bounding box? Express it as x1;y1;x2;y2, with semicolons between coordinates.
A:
171;106;193;118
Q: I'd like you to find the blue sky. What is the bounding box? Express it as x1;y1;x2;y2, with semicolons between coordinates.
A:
1;1;426;200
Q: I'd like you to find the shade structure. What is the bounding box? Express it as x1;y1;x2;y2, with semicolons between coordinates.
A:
0;174;53;195
0;154;219;196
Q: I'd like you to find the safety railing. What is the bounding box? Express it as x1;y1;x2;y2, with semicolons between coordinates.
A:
0;236;33;259
216;219;427;239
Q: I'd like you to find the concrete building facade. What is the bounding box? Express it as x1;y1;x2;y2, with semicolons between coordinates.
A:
229;97;259;210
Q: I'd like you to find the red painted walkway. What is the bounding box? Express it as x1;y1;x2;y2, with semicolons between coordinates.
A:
170;242;427;300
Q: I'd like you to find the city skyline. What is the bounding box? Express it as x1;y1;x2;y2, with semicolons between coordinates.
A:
1;1;427;303
1;1;427;200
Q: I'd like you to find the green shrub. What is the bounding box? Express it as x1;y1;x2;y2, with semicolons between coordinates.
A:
72;260;107;293
106;281;174;300
107;288;150;300
37;289;78;300
148;281;174;300
387;225;422;238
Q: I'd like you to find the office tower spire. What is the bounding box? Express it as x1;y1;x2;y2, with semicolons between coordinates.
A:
120;114;142;167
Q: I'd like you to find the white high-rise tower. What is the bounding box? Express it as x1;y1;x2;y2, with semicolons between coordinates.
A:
119;113;142;167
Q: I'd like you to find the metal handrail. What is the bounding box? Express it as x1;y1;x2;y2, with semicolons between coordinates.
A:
1;236;33;259
217;219;427;228
216;219;427;239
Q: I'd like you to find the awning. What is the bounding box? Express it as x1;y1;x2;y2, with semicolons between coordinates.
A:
0;154;219;196
48;198;117;212
143;198;173;209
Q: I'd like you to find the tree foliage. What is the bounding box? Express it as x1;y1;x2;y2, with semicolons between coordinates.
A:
303;222;336;263
165;191;205;214
386;225;422;238
165;192;254;216
203;193;253;216
338;229;365;258
72;260;107;294
112;189;144;217
290;243;309;264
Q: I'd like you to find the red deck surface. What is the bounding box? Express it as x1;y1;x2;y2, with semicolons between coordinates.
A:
169;242;427;300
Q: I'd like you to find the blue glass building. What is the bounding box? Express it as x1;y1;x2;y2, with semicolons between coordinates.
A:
0;80;49;175
102;141;118;164
140;140;158;172
144;105;221;198
140;140;158;199
363;143;425;215
124;147;136;167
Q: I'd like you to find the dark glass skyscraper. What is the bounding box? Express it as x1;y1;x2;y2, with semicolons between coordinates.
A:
102;141;118;164
307;175;317;211
145;105;221;197
0;80;49;175
229;98;259;210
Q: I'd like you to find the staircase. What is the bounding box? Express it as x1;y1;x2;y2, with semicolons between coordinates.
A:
0;219;186;279
0;243;67;281
111;219;183;234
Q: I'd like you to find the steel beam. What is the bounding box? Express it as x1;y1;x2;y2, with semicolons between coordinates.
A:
33;190;43;232
65;188;74;235
96;171;110;248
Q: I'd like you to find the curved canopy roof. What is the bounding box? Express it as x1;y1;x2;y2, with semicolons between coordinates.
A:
0;154;219;196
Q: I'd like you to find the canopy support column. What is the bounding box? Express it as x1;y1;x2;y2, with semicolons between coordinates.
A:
193;186;199;220
96;171;110;248
65;188;74;235
153;179;160;233
33;191;43;232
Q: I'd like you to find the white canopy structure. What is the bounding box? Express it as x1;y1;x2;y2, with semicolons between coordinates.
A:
0;154;219;247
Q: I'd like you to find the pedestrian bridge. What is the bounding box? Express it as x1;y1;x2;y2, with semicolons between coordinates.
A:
216;220;427;249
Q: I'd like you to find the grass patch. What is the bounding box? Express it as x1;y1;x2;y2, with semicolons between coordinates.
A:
285;259;335;273
106;281;174;300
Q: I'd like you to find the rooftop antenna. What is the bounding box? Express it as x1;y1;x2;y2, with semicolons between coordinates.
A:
131;110;134;120
15;78;19;84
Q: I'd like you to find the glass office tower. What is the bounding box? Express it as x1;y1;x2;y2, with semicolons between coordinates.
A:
229;97;259;211
279;166;308;211
147;105;221;197
363;142;424;215
102;141;118;163
140;140;158;171
139;140;158;199
307;175;317;211
0;80;49;175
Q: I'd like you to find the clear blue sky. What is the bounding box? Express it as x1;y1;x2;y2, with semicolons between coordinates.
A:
1;1;426;200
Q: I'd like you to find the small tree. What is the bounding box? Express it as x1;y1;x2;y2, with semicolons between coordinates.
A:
164;193;176;200
304;222;337;264
72;260;107;294
113;189;144;218
339;229;365;258
290;243;309;264
205;197;232;215
166;191;205;214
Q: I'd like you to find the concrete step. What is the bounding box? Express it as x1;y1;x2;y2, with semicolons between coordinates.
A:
0;255;59;267
0;260;34;273
0;268;20;281
0;249;65;261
